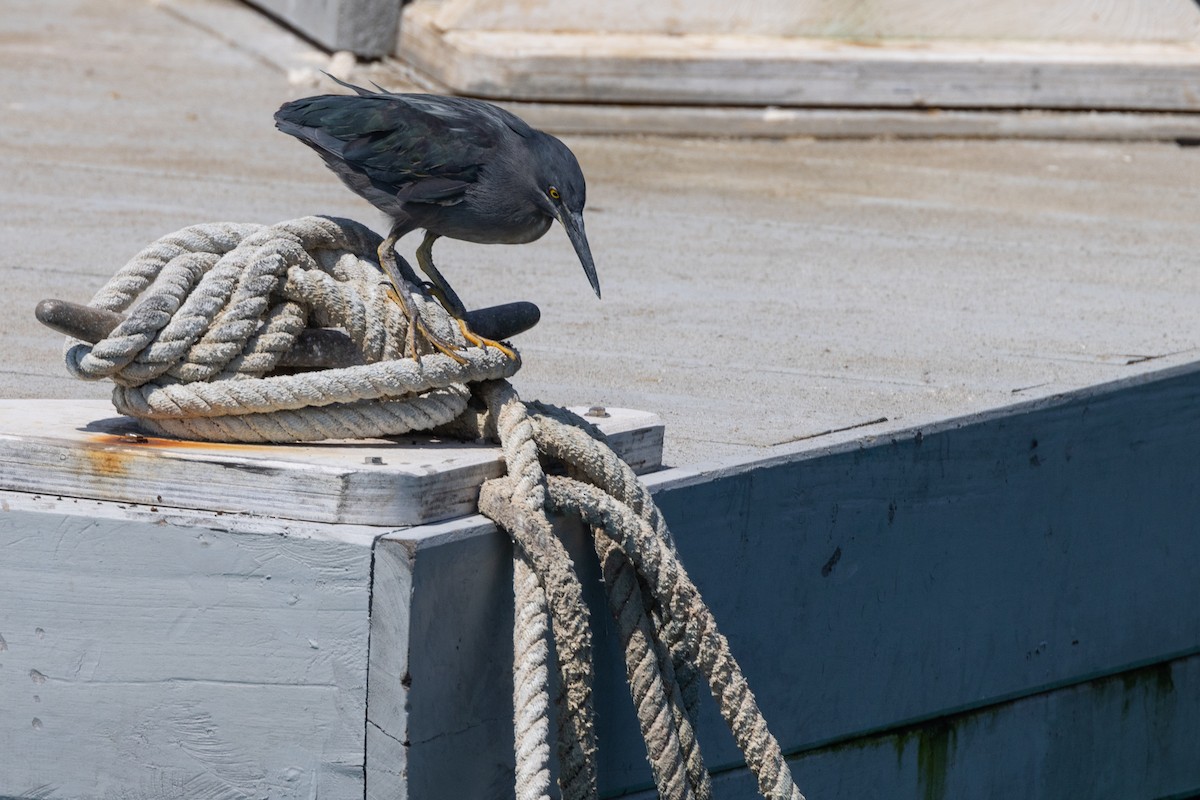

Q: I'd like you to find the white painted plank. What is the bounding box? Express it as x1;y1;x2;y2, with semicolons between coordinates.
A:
367;517;521;800
427;0;1200;42
0;492;376;799
493;102;1200;141
0;399;663;526
400;3;1200;110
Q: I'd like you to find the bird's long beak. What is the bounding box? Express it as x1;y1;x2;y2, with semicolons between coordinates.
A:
558;209;601;299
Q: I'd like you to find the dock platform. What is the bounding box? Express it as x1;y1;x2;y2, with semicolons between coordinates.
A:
2;0;1199;797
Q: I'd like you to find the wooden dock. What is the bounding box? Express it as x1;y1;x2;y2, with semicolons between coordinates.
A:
2;362;1198;798
3;0;1200;797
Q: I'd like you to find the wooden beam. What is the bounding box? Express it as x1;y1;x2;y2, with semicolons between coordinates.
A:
399;1;1200;111
0;399;663;526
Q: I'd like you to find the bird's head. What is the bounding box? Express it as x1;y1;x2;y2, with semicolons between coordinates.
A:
529;133;601;299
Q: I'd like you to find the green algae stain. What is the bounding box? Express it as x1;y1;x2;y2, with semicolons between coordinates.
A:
889;720;957;800
1119;661;1176;721
916;721;956;800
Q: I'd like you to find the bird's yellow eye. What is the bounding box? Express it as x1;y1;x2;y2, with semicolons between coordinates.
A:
548;186;561;200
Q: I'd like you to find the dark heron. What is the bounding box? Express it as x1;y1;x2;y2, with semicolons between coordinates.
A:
274;76;600;361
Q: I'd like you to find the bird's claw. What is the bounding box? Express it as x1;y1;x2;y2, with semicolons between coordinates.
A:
384;285;471;364
455;318;517;361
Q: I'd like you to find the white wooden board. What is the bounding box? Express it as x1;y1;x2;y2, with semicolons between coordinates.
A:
0;399;663;526
399;1;1200;110
426;0;1200;42
489;102;1200;141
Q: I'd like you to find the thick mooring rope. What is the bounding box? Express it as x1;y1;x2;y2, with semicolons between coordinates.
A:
61;217;803;799
64;216;517;441
475;388;805;800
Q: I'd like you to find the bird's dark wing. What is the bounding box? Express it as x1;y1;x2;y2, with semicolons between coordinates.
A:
275;89;515;208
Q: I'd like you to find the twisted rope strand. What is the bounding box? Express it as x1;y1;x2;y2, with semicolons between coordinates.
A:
541;474;803;800
65;216;517;442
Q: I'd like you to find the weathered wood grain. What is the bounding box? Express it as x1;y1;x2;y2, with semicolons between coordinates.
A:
427;0;1200;42
0;399;662;526
0;494;378;799
492;102;1200;141
400;1;1200;110
367;518;517;800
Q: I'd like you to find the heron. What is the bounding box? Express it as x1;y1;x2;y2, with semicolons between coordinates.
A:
275;77;600;361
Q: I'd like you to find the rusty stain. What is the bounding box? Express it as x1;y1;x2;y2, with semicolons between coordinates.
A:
86;433;269;452
79;431;280;479
81;446;130;479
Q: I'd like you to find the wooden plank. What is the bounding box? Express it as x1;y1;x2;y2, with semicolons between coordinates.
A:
367;518;516;800
242;0;400;58
492;102;1200;141
627;654;1200;800
0;399;663;526
360;361;1200;797
399;2;1200;110
426;0;1200;43
0;492;377;799
605;361;1200;791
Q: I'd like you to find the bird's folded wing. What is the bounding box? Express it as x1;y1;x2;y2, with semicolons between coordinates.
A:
275;94;491;204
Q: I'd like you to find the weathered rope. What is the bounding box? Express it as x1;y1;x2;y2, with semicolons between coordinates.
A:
62;216;518;441
476;389;805;800
61;218;803;799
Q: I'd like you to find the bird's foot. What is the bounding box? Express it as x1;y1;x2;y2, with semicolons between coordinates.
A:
455;318;517;361
385;286;470;365
417;274;518;361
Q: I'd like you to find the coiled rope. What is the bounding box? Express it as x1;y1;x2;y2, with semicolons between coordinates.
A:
61;216;804;800
64;215;516;441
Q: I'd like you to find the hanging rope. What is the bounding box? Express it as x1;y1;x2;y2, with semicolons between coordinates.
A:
55;217;804;800
473;388;804;800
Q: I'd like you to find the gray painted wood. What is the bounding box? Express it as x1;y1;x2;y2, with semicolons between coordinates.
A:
360;360;1200;798
0;493;378;799
368;519;517;799
243;0;401;58
630;654;1200;800
0;399;662;526
610;361;1200;792
8;360;1197;798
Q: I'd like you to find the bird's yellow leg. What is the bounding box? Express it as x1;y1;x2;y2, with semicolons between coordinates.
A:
415;232;517;361
378;232;469;364
455;318;517;360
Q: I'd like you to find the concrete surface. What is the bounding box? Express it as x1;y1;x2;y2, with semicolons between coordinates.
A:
4;0;1200;468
